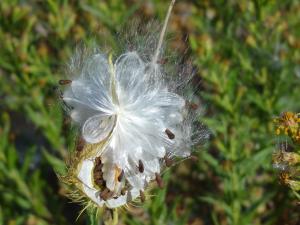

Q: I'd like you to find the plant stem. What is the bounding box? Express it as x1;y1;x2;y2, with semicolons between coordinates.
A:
152;0;176;64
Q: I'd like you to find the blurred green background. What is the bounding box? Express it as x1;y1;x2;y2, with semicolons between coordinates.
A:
0;0;300;224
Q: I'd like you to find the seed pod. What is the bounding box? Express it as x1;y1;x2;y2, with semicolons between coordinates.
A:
155;173;164;188
165;129;175;139
138;160;144;173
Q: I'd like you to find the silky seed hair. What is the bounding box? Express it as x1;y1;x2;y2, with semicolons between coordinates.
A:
59;0;209;211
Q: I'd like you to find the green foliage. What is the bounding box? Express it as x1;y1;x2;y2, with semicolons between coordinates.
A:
0;0;299;225
190;0;300;224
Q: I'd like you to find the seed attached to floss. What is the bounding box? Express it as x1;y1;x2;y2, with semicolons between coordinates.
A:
100;188;113;201
165;129;175;139
94;171;103;179
96;179;105;187
100;188;109;199
164;155;173;167
140;190;145;202
155;173;164;189
94;159;103;172
117;169;124;182
121;188;126;196
186;101;199;110
138;160;144;173
157;58;168;65
93;157;105;188
94;174;104;186
58;79;72;85
190;103;198;110
75;136;85;153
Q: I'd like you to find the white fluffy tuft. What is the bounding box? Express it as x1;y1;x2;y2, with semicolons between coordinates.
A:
62;4;208;208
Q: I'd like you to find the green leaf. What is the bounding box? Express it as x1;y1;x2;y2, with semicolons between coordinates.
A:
42;150;66;175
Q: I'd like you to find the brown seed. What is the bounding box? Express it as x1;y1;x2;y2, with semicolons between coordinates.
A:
94;157;103;171
76;137;85;153
155;173;164;189
94;172;103;179
94;173;101;179
95;157;102;165
117;170;124;182
95;179;105;186
100;188;109;199
95;177;104;183
138;160;144;173
94;165;103;175
107;191;114;199
165;129;175;139
58;79;72;85
189;103;198;110
186;101;198;110
157;58;168;65
140;190;145;202
93;157;104;188
94;178;105;188
121;189;126;196
164;155;173;167
100;188;113;201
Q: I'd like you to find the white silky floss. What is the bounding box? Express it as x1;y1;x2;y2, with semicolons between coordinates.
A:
63;51;197;207
61;0;208;209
